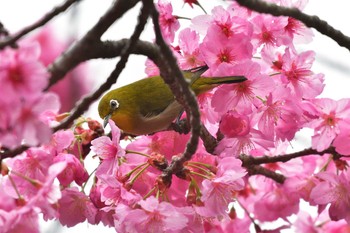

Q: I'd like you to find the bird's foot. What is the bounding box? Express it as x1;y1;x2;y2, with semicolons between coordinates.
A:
170;119;190;134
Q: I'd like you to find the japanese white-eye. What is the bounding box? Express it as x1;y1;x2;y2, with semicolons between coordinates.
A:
98;66;246;135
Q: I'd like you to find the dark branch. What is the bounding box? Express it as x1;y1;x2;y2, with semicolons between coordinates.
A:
48;39;160;90
53;0;150;131
200;124;218;154
0;0;80;50
147;0;201;185
46;0;139;89
235;0;350;52
246;165;286;183
0;21;10;37
0;145;29;162
240;146;336;166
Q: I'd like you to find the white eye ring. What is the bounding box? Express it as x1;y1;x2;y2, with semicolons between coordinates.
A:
110;99;119;110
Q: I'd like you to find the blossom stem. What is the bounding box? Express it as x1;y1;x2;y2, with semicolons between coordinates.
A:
319;154;332;172
8;174;23;200
143;186;157;199
195;1;207;14
125;162;149;182
236;199;262;232
129;163;151;185
190;177;202;197
175;16;191;20
10;170;41;187
190;171;211;180
186;161;212;168
186;163;214;176
269;72;281;77
125;150;150;157
82;167;98;192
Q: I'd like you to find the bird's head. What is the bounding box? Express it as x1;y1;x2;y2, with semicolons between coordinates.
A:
98;97;120;128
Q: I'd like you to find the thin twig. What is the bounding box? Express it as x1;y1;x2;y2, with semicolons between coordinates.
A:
240;146;336;166
235;0;350;52
0;21;10;36
53;0;150;131
0;0;80;50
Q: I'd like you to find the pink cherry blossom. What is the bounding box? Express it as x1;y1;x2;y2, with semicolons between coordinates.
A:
216;111;275;155
293;211;319;233
4;147;53;182
14;93;59;147
28;161;66;221
211;61;274;114
322;220;350;233
58;187;98;227
0;41;60;149
333;120;350;155
279;0;314;44
191;5;253;39
98;178;141;206
1;161;67;228
310;171;350;223
0;208;39;233
253;179;299;221
114;196;188;232
280;48;324;99
219;110;250;138
200;34;252;70
92;120;125;182
251;14;288;49
178;28;205;69
0;42;48;101
157;0;180;43
126;131;190;160
254;90;303;141
303;98;350;151
53;153;89;186
182;0;198;8
47;129;75;155
195;157;246;217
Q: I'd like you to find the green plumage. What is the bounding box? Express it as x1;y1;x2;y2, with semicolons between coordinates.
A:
98;68;246;135
102;76;175;118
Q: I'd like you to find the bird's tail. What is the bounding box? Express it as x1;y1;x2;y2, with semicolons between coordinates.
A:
191;75;247;95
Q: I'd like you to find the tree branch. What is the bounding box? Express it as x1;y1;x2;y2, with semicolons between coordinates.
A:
53;0;150;131
200;124;218;154
46;0;139;90
0;0;80;50
246;165;286;183
146;0;201;185
0;145;29;162
0;21;10;37
240;146;336;166
235;0;350;52
48;39;160;90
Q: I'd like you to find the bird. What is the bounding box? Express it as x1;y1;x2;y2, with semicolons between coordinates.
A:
98;66;246;135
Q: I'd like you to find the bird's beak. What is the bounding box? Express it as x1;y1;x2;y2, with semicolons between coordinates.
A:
103;113;112;128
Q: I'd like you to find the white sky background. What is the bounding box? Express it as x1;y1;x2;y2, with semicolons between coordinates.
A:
1;0;350;232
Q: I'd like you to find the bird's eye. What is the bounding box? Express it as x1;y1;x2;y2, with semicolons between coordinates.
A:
109;99;119;110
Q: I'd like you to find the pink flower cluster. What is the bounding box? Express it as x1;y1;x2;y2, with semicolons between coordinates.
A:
2;0;350;232
0;42;59;149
